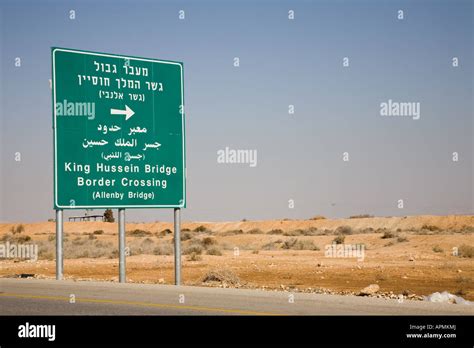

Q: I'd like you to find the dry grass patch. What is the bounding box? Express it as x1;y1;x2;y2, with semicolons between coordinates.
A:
202;268;240;286
458;244;474;258
282;238;319;251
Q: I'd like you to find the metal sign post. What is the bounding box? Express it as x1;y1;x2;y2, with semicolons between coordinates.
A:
118;208;126;283
55;209;63;280
174;208;181;285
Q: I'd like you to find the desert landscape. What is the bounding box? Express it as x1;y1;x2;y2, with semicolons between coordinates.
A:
1;215;473;301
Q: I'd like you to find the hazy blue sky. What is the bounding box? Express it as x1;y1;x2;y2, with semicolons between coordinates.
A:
0;0;472;222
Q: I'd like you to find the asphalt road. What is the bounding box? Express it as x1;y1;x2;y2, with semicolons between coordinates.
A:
0;278;472;315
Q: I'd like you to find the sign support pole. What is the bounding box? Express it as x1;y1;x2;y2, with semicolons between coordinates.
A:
55;209;63;280
174;208;181;285
118;208;126;283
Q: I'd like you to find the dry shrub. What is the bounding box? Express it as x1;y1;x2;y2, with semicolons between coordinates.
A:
349;214;373;219
432;245;444;253
181;232;192;241
336;226;353;235
10;224;25;234
158;229;172;236
283;229;318;236
333;235;345;244
282;238;319;250
1;233;31;243
268;229;284;235
381;230;396;239
127;229;152;237
310;215;326;220
360;227;375;234
187;252;202;261
262;240;283;250
206;246;222;256
183;243;203;255
64;238;114;258
248;228;264;234
202;268;240;285
421;224;441;232
458;244;474;258
202;237;216;247
153;243;173;255
194;225;208;232
221;229;243;236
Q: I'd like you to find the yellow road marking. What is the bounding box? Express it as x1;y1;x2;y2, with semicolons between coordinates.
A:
0;293;281;316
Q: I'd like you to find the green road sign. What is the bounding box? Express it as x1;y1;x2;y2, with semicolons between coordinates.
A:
52;48;186;209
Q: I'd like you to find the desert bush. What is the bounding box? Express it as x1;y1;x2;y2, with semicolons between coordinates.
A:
268;229;284;235
202;268;240;285
181;232;192;241
93;230;104;235
182;228;191;232
360;227;375;234
88;234;97;240
282;238;319;250
64;238;114;258
1;233;31;243
459;225;474;233
310;215;326;220
10;224;25;234
421;224;441;231
333;235;345;244
206;246;222;256
72;237;87;245
202;237;216;247
397;236;408;243
194;225;207;232
127;229;152;237
381;230;396;239
221;229;243;236
183;243;203;255
458;244;474;258
432;245;444;253
283;230;302;236
252;250;259;254
302;227;319;236
335;226;353;235
248;228;264;234
128;238;156;255
320;229;333;235
48;235;56;242
187;252;202;261
153;243;173;255
349;214;373;219
157;229;172;237
17;235;31;243
262;241;281;250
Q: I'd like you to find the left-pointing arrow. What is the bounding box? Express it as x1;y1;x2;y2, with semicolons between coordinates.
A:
110;105;135;120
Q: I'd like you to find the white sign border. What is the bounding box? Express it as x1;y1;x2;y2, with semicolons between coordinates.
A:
52;48;186;209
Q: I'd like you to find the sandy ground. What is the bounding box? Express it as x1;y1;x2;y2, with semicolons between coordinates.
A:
1;215;473;300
